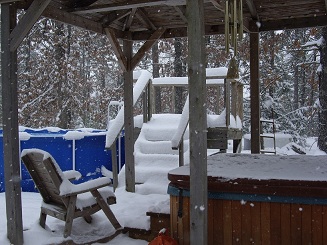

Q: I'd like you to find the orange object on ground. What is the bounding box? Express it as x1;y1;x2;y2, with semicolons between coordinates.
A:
148;228;178;245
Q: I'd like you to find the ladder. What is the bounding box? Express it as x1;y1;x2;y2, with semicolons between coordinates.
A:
260;109;277;154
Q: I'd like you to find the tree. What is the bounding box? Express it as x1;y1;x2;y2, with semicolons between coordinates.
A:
318;27;327;152
174;37;187;113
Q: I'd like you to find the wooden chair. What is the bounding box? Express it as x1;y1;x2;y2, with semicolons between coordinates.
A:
21;149;122;238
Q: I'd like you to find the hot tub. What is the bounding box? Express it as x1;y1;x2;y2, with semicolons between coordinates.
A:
168;154;327;245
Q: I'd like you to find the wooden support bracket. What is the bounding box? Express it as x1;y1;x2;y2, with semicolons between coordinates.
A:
131;27;166;70
105;28;128;71
10;0;51;51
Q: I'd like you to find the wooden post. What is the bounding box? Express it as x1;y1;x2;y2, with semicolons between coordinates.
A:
178;140;184;167
110;141;118;191
250;22;261;154
186;0;208;244
1;4;24;245
238;83;244;121
142;86;148;123
225;78;231;127
123;36;135;192
147;82;152;120
171;86;176;113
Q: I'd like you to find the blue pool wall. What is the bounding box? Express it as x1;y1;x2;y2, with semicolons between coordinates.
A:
0;127;125;192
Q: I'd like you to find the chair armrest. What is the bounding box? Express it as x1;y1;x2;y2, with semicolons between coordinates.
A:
62;170;82;181
60;176;111;197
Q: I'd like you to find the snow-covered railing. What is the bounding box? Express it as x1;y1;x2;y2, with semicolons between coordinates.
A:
105;70;152;149
171;95;189;166
105;70;152;189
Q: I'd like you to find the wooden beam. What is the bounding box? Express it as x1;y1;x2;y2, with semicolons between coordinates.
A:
72;0;187;14
10;0;51;51
123;36;135;192
1;4;23;245
103;10;131;28
0;0;22;3
245;0;259;20
135;8;157;30
174;6;187;23
105;28;128;71
187;0;208;244
260;15;327;31
123;8;137;31
210;0;224;12
42;5;104;35
131;27;166;70
325;0;327;13
129;24;225;40
249;21;260;154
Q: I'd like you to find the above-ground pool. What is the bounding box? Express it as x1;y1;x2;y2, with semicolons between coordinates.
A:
0;127;124;192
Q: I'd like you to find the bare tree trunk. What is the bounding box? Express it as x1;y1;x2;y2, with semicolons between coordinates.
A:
294;65;299;109
174;37;186;113
55;23;71;128
318;27;327;152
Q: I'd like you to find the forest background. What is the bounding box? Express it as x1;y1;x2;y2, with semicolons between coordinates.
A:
0;15;325;152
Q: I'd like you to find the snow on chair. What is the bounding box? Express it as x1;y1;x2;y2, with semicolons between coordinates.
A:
21;148;122;238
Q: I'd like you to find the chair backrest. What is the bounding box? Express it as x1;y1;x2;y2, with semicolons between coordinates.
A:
21;149;68;207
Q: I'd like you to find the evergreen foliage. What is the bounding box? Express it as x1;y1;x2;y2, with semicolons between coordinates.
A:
6;17;325;151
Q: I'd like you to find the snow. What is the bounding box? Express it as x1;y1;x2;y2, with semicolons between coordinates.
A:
169;153;327;181
1;124;327;245
63;131;87;140
106;70;152;148
152;77;224;86
19;132;31;141
152;67;227;87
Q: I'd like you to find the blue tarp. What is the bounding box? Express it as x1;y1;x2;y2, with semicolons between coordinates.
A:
0;128;124;192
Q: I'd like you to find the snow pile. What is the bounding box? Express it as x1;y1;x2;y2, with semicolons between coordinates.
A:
118;114;189;195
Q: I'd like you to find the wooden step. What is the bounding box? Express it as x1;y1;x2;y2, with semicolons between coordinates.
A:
123;227;153;241
146;211;170;235
125;212;171;242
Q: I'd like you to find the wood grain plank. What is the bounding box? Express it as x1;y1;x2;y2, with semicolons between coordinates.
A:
312;205;322;245
270;202;281;245
301;204;312;245
241;202;252;245
260;202;271;245
290;204;302;245
223;200;233;245
322;206;327;244
250;201;261;244
177;196;185;245
232;200;242;244
214;200;224;245
183;197;190;245
280;203;291;245
208;200;214;245
170;196;179;241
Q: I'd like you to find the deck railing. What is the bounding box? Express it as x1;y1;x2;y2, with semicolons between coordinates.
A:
171;95;189;167
105;70;152;189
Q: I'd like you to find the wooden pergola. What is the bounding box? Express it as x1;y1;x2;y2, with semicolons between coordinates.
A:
1;0;327;244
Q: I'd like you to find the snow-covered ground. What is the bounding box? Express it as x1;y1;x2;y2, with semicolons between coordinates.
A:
0;138;326;245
